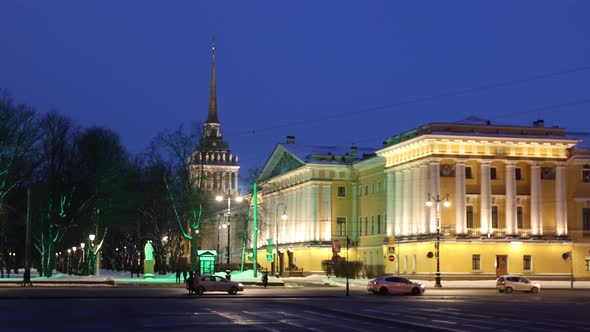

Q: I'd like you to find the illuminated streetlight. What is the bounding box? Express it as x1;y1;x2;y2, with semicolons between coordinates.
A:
275;203;287;277
426;193;451;288
89;234;96;241
216;193;243;270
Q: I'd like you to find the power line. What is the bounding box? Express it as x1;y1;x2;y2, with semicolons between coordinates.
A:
226;64;590;138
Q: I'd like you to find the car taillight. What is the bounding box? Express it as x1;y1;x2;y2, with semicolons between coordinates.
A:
501;281;506;285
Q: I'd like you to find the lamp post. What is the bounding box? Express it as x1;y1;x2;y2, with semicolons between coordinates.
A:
89;234;96;275
67;248;72;274
80;242;86;275
426;193;451;288
275;203;287;276
216;193;243;270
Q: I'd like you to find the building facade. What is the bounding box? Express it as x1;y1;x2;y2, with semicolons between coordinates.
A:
255;119;590;280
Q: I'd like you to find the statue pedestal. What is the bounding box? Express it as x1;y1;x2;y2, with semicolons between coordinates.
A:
144;259;155;279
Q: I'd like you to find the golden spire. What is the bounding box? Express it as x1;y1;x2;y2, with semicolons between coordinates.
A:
206;34;218;123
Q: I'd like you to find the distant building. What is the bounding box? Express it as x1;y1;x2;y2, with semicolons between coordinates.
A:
255;118;590;280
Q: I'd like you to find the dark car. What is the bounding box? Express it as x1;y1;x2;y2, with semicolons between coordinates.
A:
188;275;244;295
367;276;425;295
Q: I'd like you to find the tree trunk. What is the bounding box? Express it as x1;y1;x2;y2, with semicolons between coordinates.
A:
191;231;198;272
45;241;55;277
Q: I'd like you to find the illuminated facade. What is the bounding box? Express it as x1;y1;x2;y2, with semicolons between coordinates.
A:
255;119;590;280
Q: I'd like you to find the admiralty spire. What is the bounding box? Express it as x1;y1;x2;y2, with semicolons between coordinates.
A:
196;35;240;195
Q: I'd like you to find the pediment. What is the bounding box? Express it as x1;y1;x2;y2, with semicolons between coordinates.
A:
257;145;305;182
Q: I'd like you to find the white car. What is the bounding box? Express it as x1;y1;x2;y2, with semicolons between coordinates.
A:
496;275;540;293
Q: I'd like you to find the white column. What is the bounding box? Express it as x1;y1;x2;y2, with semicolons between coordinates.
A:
556;164;567;236
234;172;238;194
429;161;440;233
402;169;411;235
411;166;421;235
352;182;359;239
394;170;403;235
455;160;466;235
386;172;395;237
505;162;517;235
322;185;332;241
420;164;429;234
480;161;492;235
530;164;542;236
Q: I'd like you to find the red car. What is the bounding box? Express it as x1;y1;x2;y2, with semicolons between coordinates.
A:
367;276;425;295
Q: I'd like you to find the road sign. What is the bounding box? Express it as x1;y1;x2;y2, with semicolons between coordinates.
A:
266;253;274;262
388;236;395;245
388;246;395;254
266;245;274;253
388;255;395;262
266;238;273;245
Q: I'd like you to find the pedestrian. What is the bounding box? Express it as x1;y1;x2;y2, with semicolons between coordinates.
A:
262;271;269;288
182;270;187;282
175;269;181;284
186;271;195;295
22;269;33;287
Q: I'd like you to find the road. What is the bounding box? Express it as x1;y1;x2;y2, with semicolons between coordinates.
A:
1;285;589;331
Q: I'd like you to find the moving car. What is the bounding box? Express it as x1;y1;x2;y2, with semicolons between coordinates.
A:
190;275;244;295
496;275;540;293
367;276;425;295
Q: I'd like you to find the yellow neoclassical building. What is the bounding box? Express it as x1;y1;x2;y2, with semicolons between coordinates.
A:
255;119;590;280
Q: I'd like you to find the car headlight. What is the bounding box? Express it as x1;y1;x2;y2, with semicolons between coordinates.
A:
238;283;243;287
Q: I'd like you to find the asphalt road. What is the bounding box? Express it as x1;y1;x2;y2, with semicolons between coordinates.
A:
1;285;589;331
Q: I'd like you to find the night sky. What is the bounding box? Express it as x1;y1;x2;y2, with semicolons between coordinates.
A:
2;1;590;189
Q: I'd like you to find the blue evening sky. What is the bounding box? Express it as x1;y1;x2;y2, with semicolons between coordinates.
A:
1;1;589;188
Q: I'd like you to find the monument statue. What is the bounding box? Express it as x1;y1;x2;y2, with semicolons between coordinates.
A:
144;240;154;260
143;240;155;279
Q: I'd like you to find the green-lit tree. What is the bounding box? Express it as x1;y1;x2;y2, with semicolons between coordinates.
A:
154;123;208;272
0;92;43;275
74;127;132;274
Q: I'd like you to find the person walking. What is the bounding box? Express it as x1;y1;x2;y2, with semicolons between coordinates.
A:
262;271;269;288
175;269;181;284
22;270;32;287
186;271;195;295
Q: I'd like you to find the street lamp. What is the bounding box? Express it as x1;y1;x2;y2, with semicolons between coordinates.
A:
426;193;451;288
67;248;72;274
80;242;86;275
274;203;288;276
216;194;243;270
88;234;96;275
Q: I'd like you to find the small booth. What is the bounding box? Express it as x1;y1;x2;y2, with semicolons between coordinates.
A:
197;250;217;275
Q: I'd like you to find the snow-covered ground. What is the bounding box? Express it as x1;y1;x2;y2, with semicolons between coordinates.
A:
1;269;588;289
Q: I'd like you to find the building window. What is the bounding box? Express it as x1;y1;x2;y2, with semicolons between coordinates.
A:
466;206;474;229
465;166;473;179
586;257;590;272
517;206;524;229
490;167;497;180
336;217;346;237
378;182;382;193
365;217;368;237
583;167;590;182
364;185;368;196
371;216;374;235
472;254;481;270
377;215;382;234
359;185;362;197
584;208;590;232
358;218;362;236
371;183;375;194
337;186;346;197
541;167;555;180
523;255;532;272
492;206;499;229
515;168;522;180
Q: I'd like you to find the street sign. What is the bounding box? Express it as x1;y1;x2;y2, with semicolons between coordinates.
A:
266;253;274;262
332;240;341;253
388;236;395;245
266;245;274;253
388;255;395;262
388;246;395;254
266;238;273;245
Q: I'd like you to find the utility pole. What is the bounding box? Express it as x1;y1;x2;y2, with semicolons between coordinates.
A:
25;188;31;281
